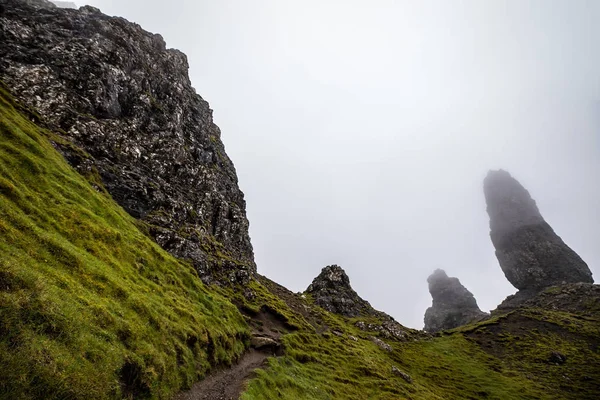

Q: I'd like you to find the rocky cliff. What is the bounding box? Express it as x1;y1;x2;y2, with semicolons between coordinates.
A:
484;170;593;291
424;269;487;332
0;0;255;283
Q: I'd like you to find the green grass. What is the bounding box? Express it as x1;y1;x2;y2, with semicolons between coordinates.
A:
0;85;250;399
241;306;550;399
1;81;598;400
240;288;599;399
458;309;600;399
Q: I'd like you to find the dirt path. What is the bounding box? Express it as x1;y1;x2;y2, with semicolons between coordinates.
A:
172;349;269;400
174;296;292;400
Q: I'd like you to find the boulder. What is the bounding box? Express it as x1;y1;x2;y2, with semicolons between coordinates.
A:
250;335;280;351
392;366;412;383
370;336;392;352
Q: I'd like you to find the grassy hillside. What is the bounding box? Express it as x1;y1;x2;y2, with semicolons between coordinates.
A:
0;84;249;399
237;278;599;399
1;82;598;400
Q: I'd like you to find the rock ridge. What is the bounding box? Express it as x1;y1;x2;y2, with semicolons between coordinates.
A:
493;282;600;316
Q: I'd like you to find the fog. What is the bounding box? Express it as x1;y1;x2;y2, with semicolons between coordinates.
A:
83;0;600;328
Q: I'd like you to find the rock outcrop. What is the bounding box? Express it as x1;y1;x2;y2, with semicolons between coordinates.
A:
13;0;55;8
484;170;592;291
0;0;255;283
306;265;375;317
306;265;412;340
493;282;600;316
424;269;487;332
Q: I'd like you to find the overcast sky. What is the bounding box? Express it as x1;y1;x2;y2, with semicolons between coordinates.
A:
81;0;599;329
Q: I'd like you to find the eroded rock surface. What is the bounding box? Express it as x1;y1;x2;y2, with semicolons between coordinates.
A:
306;265;374;317
0;0;255;283
484;170;592;291
424;269;487;332
493;283;600;316
306;265;412;340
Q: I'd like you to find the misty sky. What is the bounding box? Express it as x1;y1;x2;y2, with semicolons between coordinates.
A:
81;0;599;329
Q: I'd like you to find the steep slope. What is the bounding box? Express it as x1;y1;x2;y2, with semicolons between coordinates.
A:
0;84;249;399
0;0;255;284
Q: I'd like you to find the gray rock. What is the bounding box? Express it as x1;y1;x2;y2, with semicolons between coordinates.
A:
250;335;280;350
355;320;407;341
392;366;412;383
424;269;487;332
370;336;392;352
548;351;567;365
0;0;255;284
484;170;593;290
306;265;377;317
355;321;367;330
306;265;411;341
17;0;56;8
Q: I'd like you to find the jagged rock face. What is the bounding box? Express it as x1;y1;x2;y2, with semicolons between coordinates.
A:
305;265;410;339
305;265;410;340
306;265;377;318
0;0;255;283
484;170;593;290
12;0;55;8
424;269;487;332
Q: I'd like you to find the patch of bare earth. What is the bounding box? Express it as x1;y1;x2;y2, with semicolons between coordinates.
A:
174;300;290;400
172;349;269;400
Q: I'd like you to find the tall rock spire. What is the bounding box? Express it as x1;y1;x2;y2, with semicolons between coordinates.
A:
424;269;487;332
484;170;593;290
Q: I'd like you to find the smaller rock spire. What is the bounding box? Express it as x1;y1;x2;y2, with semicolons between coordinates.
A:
306;265;375;317
424;269;487;332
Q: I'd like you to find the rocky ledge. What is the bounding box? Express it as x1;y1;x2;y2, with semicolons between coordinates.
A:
493;282;600;316
0;0;255;283
424;269;487;332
